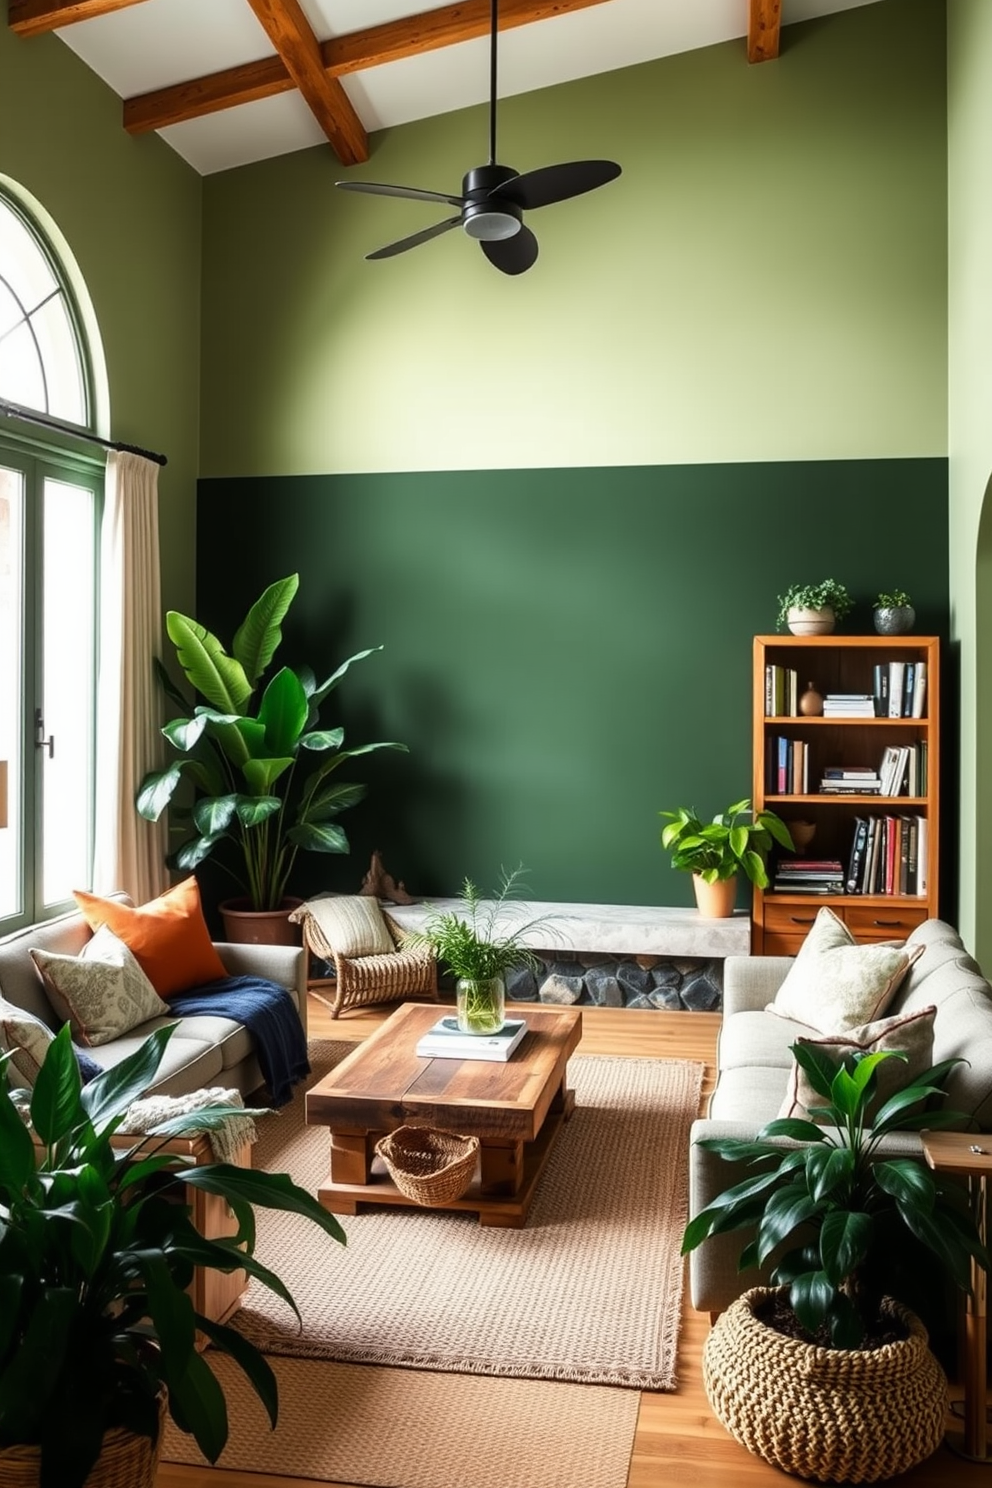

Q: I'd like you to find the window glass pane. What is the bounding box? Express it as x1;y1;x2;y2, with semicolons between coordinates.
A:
0;320;45;411
31;296;85;424
0;199;57;312
0;467;24;920
41;477;94;905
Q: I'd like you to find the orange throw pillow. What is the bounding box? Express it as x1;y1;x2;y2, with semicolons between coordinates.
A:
73;878;228;999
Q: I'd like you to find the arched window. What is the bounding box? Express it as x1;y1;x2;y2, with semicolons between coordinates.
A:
0;183;101;931
0;191;90;425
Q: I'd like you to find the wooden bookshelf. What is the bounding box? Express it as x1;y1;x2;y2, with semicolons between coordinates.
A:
752;634;939;955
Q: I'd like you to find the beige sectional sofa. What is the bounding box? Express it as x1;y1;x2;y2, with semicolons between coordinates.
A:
689;918;992;1315
0;895;308;1099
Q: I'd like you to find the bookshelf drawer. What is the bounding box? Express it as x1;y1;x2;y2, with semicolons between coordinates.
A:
844;905;928;942
763;903;824;937
763;930;811;956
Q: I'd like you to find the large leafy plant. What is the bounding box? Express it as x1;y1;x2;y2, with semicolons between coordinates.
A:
137;574;406;911
0;1023;345;1488
659;797;793;887
682;1042;989;1347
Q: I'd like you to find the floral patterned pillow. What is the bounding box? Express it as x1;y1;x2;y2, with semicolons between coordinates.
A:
30;924;171;1046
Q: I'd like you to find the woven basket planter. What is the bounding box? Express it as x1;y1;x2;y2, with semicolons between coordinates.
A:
375;1124;480;1206
0;1401;164;1488
703;1286;947;1483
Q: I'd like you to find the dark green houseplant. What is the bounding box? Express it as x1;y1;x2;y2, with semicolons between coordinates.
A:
683;1041;987;1345
137;574;406;912
681;1042;989;1480
0;1023;345;1488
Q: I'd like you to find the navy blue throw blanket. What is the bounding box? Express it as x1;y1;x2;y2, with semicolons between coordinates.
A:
168;976;310;1107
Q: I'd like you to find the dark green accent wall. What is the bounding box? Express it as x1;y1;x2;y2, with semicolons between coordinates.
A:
197;457;949;911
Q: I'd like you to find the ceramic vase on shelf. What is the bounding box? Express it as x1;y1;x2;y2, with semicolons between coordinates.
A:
874;604;916;635
799;682;823;717
455;976;505;1034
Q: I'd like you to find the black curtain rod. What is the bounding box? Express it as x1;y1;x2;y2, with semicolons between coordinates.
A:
0;398;167;467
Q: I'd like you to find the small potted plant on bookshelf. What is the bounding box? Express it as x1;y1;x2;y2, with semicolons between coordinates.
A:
776;579;853;635
659;798;793;917
412;867;552;1034
873;589;916;635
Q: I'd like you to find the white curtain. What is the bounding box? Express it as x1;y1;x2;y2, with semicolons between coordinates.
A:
91;450;170;901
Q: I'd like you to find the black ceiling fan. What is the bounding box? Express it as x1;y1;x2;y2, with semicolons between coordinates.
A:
335;0;622;276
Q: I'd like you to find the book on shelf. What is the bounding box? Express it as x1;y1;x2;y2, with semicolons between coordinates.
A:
846;816;868;894
902;663;915;718
911;662;927;719
823;695;876;717
888;662;905;719
819;778;881;794
917;817;929;895
415;1016;528;1062
873;665;890;717
765;664;799;718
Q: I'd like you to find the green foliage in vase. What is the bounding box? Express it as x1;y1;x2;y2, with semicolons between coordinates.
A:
682;1042;989;1348
412;866;552;981
874;590;912;609
659;798;793;888
0;1024;345;1488
136;574;406;911
775;579;854;631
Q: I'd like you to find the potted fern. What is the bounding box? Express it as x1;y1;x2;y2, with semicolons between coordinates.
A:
776;579;854;634
412;868;553;1034
0;1023;345;1488
682;1040;988;1481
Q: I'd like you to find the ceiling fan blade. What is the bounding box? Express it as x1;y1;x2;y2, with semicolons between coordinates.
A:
481;226;538;276
337;180;465;209
496;160;622;212
367;217;462;261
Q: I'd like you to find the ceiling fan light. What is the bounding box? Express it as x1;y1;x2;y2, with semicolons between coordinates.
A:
463;209;521;242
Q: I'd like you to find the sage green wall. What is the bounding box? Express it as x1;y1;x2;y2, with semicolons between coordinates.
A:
197;461;949;910
0;23;201;617
947;0;992;961
200;0;946;479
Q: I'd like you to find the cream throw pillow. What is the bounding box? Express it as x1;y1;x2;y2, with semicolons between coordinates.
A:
0;997;55;1087
768;906;922;1033
30;924;170;1046
777;1005;937;1122
303;894;394;957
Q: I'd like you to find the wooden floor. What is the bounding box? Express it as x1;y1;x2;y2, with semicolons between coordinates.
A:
158;998;990;1488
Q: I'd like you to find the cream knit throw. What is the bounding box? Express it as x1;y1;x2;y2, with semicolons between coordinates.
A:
120;1087;257;1164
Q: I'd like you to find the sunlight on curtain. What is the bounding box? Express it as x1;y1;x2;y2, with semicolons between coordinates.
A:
92;450;169;901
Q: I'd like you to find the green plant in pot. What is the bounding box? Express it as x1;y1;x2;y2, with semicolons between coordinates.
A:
137;574;406;934
873;588;916;636
659;798;793;918
412;868;551;1034
0;1022;345;1488
776;579;853;635
682;1041;989;1482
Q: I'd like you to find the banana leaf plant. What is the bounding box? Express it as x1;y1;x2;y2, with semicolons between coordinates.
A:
0;1023;345;1488
137;574;406;910
682;1042;990;1347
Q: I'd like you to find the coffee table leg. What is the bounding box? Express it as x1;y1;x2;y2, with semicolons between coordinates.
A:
480;1139;525;1195
550;1080;576;1119
330;1130;375;1185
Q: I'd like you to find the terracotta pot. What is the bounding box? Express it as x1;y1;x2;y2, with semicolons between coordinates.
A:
692;874;738;918
787;605;835;636
218;896;304;946
703;1286;946;1482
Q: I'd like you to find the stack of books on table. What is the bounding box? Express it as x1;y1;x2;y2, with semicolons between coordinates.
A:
773;859;846;893
415;1016;528;1062
819;766;882;794
822;693;877;717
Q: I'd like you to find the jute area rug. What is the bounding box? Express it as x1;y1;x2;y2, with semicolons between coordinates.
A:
238;1040;701;1388
162;1039;703;1488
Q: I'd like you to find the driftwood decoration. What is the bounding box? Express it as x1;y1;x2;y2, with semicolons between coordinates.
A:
359;849;416;904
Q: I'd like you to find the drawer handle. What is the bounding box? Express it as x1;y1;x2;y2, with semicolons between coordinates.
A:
789;916;816;925
872;919;902;928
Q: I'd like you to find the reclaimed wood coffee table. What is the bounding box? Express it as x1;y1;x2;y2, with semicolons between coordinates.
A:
306;1001;582;1227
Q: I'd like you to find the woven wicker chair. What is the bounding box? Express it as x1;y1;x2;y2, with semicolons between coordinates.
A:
295;903;439;1019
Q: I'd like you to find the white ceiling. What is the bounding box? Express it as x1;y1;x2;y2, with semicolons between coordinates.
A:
51;0;882;176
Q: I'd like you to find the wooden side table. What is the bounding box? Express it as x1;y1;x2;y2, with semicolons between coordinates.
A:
921;1130;992;1462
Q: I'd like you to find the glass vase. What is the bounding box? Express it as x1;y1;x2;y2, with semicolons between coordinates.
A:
455;976;505;1035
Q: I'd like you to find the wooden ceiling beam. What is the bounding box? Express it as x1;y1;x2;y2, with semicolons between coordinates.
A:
243;0;367;164
123;0;617;137
8;0;149;38
747;0;781;62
